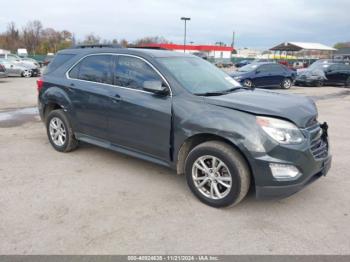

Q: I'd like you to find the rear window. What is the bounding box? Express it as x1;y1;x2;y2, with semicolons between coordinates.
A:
45;54;75;74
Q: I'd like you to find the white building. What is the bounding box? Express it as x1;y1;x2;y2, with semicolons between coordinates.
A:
0;49;11;55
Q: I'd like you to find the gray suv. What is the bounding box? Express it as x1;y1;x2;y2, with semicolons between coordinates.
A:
37;45;331;207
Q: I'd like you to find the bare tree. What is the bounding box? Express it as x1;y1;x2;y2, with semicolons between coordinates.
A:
0;22;22;52
82;33;101;44
22;20;43;54
133;36;170;46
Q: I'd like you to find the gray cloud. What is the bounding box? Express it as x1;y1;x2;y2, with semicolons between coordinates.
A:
0;0;349;49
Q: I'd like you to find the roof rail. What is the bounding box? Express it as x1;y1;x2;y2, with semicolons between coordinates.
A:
71;44;122;49
131;46;167;50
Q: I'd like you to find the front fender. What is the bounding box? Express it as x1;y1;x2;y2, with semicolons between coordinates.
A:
172;98;267;175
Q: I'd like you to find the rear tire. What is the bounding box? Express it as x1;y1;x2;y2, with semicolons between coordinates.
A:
46;109;78;152
185;141;250;208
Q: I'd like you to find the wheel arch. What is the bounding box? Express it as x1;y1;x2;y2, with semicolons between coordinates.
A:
43;102;63;120
175;133;254;184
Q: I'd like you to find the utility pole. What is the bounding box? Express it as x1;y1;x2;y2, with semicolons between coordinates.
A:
181;17;191;53
231;31;235;48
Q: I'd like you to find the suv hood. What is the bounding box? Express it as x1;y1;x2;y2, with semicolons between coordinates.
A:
203;89;317;128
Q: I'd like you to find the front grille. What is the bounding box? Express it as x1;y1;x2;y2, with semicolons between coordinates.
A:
308;124;328;160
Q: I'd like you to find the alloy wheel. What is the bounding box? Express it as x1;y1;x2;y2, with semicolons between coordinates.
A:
22;70;32;78
49;117;67;147
283;79;292;89
192;155;232;200
243;79;252;88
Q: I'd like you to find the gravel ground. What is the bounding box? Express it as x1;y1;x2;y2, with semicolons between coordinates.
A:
0;77;349;254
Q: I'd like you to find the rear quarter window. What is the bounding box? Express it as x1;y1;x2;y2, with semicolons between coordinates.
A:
45;54;75;74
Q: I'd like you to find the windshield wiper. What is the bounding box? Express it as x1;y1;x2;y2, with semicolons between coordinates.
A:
194;87;243;96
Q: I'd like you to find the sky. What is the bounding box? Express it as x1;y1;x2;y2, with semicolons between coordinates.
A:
0;0;349;50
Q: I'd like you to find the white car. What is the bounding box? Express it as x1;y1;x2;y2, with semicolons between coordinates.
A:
0;53;40;69
0;59;36;77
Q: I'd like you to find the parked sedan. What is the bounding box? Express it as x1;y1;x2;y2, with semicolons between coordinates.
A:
295;63;350;87
235;60;251;68
230;62;296;89
0;53;39;70
0;59;35;77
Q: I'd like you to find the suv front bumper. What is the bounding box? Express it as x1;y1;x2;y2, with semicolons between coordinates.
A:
250;122;331;199
256;155;331;199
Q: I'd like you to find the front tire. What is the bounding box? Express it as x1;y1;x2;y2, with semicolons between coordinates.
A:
46;109;78;152
243;79;253;88
185;141;250;208
281;78;292;89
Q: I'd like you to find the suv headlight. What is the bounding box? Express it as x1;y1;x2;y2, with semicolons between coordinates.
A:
256;116;304;144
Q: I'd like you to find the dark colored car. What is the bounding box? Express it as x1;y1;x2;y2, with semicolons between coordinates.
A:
0;63;7;78
235;60;251;68
230;62;296;89
296;63;350;87
37;46;331;208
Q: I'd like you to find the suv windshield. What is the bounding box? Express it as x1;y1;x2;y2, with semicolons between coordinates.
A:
156;57;241;95
237;63;259;72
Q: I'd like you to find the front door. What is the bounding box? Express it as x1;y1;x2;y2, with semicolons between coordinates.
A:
254;64;273;87
108;55;172;161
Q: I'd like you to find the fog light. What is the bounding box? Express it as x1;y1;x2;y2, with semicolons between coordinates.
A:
269;163;301;180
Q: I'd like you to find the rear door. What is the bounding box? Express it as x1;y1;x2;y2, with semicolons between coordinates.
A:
107;55;172;161
269;64;286;85
67;54;114;139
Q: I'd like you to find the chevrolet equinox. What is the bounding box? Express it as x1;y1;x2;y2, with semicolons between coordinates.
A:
37;45;332;207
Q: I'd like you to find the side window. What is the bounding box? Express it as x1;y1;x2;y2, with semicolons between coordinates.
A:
258;65;269;72
69;63;80;78
270;64;284;73
69;55;112;84
114;56;161;90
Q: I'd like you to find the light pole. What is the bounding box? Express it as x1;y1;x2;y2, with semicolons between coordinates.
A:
181;17;191;53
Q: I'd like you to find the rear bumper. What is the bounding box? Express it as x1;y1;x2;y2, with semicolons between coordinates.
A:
256;155;332;199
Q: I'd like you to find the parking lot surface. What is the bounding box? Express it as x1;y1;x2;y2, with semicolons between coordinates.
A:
0;77;349;254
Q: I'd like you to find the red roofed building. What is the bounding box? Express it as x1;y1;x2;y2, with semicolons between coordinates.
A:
138;43;234;60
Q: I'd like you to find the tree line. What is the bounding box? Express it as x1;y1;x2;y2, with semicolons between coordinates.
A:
0;20;170;55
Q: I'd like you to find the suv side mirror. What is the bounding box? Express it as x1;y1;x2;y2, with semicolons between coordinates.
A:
143;80;168;95
255;70;260;74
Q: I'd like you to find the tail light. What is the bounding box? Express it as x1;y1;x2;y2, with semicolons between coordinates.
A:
36;78;44;93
